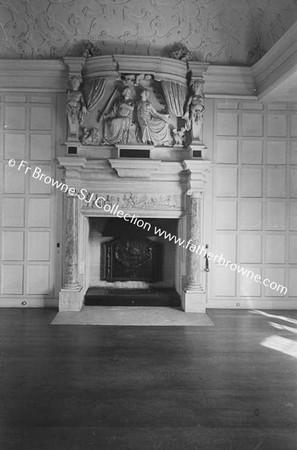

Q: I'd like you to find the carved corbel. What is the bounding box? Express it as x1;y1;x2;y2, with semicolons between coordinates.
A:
182;160;211;194
63;57;86;78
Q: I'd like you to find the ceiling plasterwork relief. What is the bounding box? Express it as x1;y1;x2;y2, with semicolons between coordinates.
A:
0;0;296;64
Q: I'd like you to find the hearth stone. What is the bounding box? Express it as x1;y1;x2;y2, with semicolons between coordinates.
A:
84;287;180;307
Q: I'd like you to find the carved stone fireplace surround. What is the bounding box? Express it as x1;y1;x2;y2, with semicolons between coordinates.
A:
58;157;210;313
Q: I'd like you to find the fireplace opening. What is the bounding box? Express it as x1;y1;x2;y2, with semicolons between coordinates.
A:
85;217;181;306
101;237;163;282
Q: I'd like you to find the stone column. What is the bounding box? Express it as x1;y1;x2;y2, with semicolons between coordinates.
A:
181;190;206;313
185;192;203;290
59;193;83;311
181;160;211;313
63;193;79;289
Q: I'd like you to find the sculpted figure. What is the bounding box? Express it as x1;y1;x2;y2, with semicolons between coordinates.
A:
169;42;192;62
183;80;205;141
136;89;172;146
172;127;186;147
82;41;95;58
104;87;134;145
82;127;101;145
122;74;138;99
66;76;87;140
123;74;136;87
82;41;102;58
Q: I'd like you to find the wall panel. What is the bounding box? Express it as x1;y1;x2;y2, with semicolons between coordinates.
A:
0;93;61;307
239;268;262;297
266;141;286;164
209;101;295;308
1;265;23;294
242;141;262;164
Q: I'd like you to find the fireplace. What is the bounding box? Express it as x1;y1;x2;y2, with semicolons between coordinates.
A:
58;157;210;312
58;54;211;312
57;156;210;312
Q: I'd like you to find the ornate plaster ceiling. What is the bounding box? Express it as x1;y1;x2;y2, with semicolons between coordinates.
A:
0;0;296;64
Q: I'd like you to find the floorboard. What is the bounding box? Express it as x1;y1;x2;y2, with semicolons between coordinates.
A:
0;308;296;449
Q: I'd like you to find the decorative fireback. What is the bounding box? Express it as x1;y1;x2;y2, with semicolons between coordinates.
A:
101;238;162;282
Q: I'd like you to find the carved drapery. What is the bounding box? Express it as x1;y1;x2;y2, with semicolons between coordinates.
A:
161;80;187;117
83;78;106;111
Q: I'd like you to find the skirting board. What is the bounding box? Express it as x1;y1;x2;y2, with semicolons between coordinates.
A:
0;298;296;310
0;297;58;308
206;299;297;310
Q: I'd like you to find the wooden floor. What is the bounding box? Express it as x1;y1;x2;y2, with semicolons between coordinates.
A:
0;308;297;450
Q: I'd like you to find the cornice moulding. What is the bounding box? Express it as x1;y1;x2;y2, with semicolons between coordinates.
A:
82;55;119;79
58;157;87;168
187;61;210;79
108;160;184;178
4;38;297;100
182;160;212;173
204;65;255;97
83;54;188;85
0;59;67;91
0;56;256;98
73;55;256;97
252;21;297;100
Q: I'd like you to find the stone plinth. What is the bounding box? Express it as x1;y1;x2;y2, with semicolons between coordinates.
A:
59;287;84;312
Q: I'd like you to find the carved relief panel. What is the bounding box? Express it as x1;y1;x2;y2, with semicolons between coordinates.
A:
68;70;189;147
64;55;207;148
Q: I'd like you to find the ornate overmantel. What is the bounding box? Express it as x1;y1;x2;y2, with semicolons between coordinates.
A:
63;54;209;152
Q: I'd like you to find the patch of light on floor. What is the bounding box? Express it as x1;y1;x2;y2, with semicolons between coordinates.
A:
269;321;297;334
261;335;297;359
250;310;297;325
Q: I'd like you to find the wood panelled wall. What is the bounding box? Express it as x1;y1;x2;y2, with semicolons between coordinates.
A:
204;99;297;308
0;93;63;307
0;92;297;309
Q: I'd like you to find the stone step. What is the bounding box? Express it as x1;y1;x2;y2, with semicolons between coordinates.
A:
84;287;181;307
